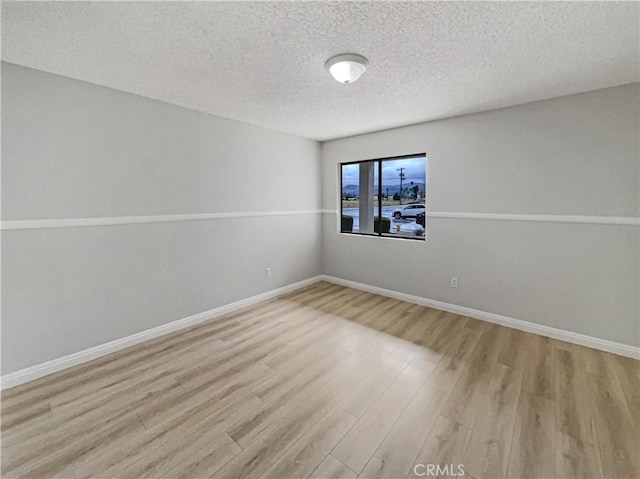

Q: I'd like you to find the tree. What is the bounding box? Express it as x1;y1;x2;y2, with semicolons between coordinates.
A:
393;192;400;201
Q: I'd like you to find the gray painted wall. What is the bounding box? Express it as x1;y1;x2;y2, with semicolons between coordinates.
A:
322;84;640;347
2;63;638;375
1;63;322;374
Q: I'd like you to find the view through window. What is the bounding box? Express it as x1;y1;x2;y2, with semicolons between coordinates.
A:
340;154;426;240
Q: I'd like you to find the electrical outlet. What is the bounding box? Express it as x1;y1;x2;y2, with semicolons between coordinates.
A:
265;267;272;278
450;277;458;288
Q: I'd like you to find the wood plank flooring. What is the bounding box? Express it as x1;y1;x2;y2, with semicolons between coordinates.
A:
2;281;639;479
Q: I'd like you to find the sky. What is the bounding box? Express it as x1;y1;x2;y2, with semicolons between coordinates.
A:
342;157;426;186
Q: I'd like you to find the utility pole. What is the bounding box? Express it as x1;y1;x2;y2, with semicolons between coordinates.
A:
397;167;405;205
386;187;389;201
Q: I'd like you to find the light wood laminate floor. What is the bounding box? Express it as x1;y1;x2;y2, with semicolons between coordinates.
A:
2;282;639;479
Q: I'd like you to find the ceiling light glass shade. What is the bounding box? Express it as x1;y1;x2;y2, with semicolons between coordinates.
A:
326;54;368;84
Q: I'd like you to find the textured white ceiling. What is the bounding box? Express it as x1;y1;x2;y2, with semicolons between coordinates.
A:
2;1;639;141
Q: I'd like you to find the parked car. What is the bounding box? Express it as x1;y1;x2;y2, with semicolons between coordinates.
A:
392;204;425;219
416;212;425;227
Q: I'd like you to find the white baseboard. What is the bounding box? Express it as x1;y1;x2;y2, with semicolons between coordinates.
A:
0;275;324;390
319;275;640;360
3;273;637;390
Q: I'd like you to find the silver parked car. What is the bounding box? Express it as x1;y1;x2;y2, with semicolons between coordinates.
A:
392;204;425;219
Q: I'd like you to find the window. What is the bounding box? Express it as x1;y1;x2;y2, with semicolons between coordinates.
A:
340;154;426;240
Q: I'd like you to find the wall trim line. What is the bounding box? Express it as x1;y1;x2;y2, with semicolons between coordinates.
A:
0;209;324;231
322;209;639;226
320;275;640;359
0;275;324;390
3;211;636;230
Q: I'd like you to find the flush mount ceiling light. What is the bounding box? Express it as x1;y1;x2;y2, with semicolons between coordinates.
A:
325;53;368;84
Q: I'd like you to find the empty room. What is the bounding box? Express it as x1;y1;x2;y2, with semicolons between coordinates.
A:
1;1;639;478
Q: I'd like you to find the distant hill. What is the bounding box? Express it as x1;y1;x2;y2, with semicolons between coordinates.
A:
342;182;425;198
342;184;360;195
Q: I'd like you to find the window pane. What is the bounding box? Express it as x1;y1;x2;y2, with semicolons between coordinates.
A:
341;161;378;235
380;156;426;239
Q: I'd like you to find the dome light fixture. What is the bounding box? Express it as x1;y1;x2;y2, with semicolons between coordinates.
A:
325;53;368;84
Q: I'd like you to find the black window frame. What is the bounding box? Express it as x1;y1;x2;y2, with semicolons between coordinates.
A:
339;153;426;241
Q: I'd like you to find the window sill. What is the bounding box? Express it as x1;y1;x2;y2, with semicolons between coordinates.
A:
338;231;426;242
